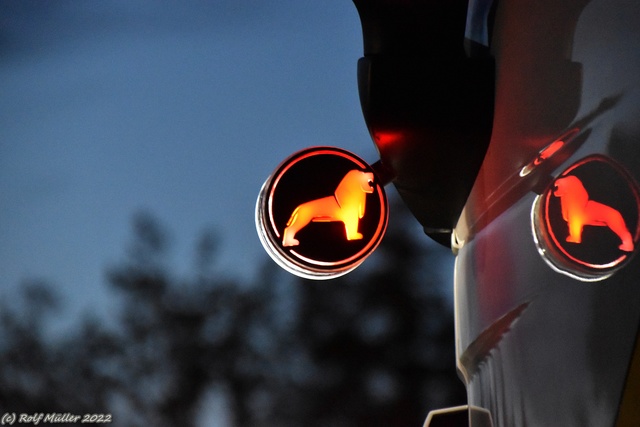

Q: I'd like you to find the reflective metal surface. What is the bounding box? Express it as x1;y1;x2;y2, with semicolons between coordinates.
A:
454;0;640;425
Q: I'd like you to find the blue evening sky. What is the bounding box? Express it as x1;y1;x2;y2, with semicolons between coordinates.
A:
1;1;392;322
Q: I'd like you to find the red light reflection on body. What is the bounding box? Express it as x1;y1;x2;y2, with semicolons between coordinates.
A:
534;140;565;166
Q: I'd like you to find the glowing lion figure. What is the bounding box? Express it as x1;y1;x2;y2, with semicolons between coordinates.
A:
282;170;375;247
553;175;634;252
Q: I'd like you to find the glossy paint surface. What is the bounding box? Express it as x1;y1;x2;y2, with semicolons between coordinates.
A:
454;0;640;425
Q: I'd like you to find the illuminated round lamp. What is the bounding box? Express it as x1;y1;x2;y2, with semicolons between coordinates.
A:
256;147;389;280
532;155;640;281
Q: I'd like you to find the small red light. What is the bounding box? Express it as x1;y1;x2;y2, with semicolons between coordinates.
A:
373;131;403;149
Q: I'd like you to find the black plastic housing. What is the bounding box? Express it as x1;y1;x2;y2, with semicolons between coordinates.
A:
353;0;495;245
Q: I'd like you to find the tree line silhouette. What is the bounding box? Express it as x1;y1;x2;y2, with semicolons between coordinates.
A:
0;201;465;426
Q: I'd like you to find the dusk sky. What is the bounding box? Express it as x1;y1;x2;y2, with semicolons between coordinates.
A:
0;1;412;324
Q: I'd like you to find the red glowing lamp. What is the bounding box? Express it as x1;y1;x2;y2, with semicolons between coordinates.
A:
533;155;640;280
256;147;389;279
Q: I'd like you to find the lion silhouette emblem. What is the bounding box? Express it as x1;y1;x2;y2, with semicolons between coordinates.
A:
553;175;634;252
282;170;375;247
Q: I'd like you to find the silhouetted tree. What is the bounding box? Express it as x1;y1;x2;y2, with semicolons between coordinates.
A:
105;212;280;427
0;281;119;416
264;201;464;427
0;201;464;427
